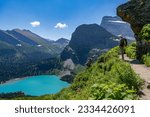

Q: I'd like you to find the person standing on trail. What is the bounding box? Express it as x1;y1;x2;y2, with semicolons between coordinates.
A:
119;35;128;60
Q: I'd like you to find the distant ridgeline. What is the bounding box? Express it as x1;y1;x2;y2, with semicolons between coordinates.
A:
0;29;69;82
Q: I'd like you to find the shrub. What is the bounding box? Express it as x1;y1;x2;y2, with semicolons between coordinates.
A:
139;24;150;42
104;57;121;72
104;46;119;60
142;54;150;67
89;83;137;100
110;61;143;91
125;42;136;59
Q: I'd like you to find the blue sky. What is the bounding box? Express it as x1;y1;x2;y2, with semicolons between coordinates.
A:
0;0;127;40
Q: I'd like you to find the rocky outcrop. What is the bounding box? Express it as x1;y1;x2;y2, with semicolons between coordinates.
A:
117;0;150;34
59;59;75;83
101;16;134;39
117;0;150;60
61;24;118;65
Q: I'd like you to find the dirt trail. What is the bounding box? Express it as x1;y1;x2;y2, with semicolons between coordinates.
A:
122;55;150;100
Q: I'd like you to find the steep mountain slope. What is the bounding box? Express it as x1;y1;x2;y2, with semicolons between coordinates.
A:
0;29;67;57
6;29;38;45
101;16;134;39
0;30;20;45
61;24;118;65
0;29;68;82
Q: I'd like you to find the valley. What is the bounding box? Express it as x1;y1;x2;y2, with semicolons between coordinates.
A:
0;0;149;100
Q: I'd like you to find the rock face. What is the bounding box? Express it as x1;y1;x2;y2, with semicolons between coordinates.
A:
61;24;118;65
101;16;134;39
117;0;150;34
117;0;150;60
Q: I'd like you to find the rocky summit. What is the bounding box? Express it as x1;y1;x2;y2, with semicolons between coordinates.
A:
61;24;118;65
101;16;134;39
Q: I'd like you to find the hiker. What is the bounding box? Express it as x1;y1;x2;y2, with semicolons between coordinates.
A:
119;35;128;60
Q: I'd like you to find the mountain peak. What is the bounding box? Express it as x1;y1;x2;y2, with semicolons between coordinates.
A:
101;16;122;21
61;23;118;65
56;38;69;43
13;28;22;32
101;16;134;39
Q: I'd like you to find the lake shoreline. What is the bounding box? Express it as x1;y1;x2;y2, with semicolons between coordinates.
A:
0;76;31;85
0;75;70;97
0;74;70;85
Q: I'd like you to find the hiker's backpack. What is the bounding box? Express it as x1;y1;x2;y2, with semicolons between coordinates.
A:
120;38;128;47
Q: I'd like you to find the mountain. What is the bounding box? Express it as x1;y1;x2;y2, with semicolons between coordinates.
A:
61;24;118;65
55;38;69;45
101;16;134;39
0;29;68;82
51;38;69;49
0;30;20;45
0;29;67;60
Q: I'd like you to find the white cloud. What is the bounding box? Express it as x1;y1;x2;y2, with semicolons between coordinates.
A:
54;23;68;29
30;21;40;27
108;20;127;24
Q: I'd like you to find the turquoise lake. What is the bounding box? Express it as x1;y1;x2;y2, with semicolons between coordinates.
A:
0;75;70;96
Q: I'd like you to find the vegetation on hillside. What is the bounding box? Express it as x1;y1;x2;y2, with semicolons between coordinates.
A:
139;24;150;42
125;41;150;67
142;54;150;67
139;24;150;66
0;57;62;83
125;42;136;59
14;46;143;100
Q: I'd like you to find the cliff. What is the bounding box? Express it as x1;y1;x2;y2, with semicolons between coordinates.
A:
117;0;150;34
61;24;118;65
117;0;150;60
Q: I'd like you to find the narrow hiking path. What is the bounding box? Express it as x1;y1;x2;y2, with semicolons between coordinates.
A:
122;55;150;100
